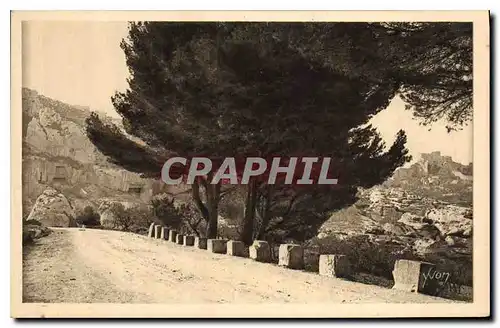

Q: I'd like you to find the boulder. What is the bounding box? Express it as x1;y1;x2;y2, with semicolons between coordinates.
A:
398;213;441;239
207;239;228;254
319;255;351;278
227;240;246;257
398;213;428;230
183;235;195;246
26;188;77;227
23;224;51;244
382;222;413;236
98;209;119;229
278;244;304;270
426;206;472;237
249;240;271;263
194;237;207;249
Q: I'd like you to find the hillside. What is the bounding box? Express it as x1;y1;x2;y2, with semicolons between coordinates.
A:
21;88;167;217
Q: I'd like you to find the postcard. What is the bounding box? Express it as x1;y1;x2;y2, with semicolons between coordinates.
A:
11;10;490;318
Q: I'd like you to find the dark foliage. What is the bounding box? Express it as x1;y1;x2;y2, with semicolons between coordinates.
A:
151;195;206;236
75;206;101;227
85;22;472;244
374;23;472;131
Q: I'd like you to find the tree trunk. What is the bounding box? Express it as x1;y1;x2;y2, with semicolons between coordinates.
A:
241;178;257;245
192;178;209;220
206;195;219;239
256;185;273;240
192;177;220;239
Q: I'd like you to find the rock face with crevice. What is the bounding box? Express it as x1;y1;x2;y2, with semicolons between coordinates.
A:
26;187;77;227
22;88;168;217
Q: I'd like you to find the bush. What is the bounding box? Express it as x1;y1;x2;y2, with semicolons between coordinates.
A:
308;235;420;279
75;206;100;227
106;203;151;232
126;206;151;233
151;195;205;236
151;196;183;229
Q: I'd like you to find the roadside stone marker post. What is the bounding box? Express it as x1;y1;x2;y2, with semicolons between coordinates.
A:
319;255;351;278
392;259;445;296
278;244;304;270
147;223;155;238
249;240;271;263
154;225;162;239
227;240;246;257
168;230;178;243
207;239;228;254
194;237;207;249
183;235;195;246
160;227;169;240
176;234;184;245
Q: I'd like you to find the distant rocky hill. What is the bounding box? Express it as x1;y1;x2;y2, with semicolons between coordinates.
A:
21;88;167;217
385;151;472;206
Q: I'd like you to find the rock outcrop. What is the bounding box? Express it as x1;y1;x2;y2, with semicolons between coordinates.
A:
22;88;169;217
26;188;77;227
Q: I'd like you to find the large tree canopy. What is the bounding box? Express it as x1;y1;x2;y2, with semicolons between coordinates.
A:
373;23;472;131
84;21;473;241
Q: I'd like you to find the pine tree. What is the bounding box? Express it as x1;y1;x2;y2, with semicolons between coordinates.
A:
86;22;412;243
365;23;472;131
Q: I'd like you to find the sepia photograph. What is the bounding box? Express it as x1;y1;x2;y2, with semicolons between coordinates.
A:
10;11;490;318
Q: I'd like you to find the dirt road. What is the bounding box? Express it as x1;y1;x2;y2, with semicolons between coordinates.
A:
23;228;456;304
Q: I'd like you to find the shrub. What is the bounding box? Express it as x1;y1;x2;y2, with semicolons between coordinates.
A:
126;206;151;233
151;195;205;236
151;196;183;229
107;203;151;232
306;234;472;301
75;206;100;227
307;235;420;279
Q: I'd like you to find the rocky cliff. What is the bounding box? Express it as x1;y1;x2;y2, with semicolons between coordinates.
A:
22;88;166;217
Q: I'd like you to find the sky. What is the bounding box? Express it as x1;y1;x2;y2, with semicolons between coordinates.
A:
22;21;473;165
